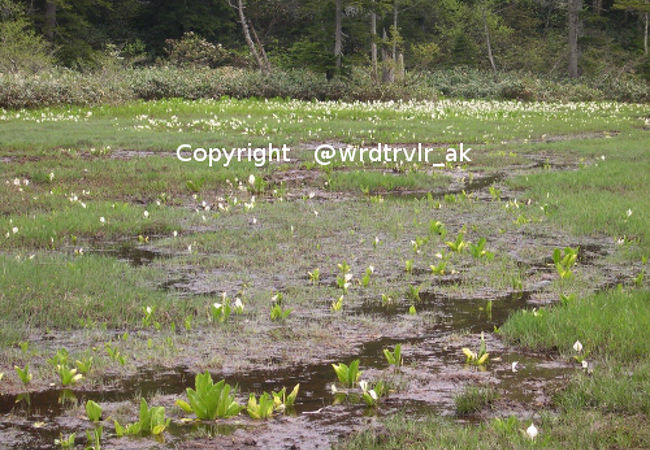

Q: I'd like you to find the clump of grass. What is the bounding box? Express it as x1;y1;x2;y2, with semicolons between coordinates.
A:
0;201;180;249
341;410;650;449
0;253;205;341
501;289;650;364
454;385;497;415
328;171;448;193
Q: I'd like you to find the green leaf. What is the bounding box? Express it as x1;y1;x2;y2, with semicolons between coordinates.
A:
85;400;102;422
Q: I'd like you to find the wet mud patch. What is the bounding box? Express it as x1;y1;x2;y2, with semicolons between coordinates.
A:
0;279;577;448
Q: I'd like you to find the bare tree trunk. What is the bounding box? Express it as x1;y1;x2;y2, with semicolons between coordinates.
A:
335;0;342;70
381;28;394;83
396;52;404;81
44;1;56;42
483;9;497;75
392;0;398;63
371;10;378;81
234;0;266;73
568;0;581;78
643;13;648;56
249;20;271;73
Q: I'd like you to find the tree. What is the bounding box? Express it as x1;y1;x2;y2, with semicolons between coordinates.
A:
613;0;650;55
481;3;497;74
335;0;343;69
230;0;270;73
0;0;53;73
568;0;582;77
362;0;391;80
44;0;56;42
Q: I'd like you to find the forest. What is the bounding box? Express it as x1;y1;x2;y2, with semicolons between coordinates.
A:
1;0;649;107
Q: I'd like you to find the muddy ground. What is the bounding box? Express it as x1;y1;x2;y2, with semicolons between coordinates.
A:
0;140;642;449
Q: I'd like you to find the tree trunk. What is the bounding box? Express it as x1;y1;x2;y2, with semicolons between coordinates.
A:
592;0;601;15
396;52;404;81
392;0;398;63
483;9;497;75
643;13;648;56
371;10;378;81
381;28;394;83
44;1;56;42
235;0;266;73
568;0;581;78
335;0;342;70
249;19;271;73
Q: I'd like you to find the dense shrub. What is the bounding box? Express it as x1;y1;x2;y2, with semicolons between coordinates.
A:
0;65;647;109
164;32;231;68
0;0;53;74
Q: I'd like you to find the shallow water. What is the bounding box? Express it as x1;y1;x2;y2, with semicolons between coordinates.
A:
0;289;572;449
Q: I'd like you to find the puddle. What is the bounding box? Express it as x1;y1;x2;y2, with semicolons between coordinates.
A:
85;243;168;266
380;172;504;201
355;291;530;332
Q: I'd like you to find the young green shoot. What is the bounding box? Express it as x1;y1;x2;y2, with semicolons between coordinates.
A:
56;365;83;387
308;268;320;285
360;380;387;407
469;238;494;261
175;371;243;420
446;232;468;253
430;261;447;275
75;357;93;375
383;344;403;370
105;343;126;365
246;392;275;420
270;303;292;321
360;266;374;287
114;398;170;437
54;432;76;448
553;247;578;279
462;332;490;366
14;364;32;385
381;294;394;307
86;400;103;422
331;295;344;312
85;426;103;450
211;293;232;323
429;220;447;239
271;384;300;412
332;359;361;388
407;284;422;303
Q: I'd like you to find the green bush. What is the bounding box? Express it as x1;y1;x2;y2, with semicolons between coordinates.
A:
0;0;53;74
0;65;647;109
164;32;231;68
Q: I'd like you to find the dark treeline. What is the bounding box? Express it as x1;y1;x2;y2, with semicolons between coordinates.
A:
1;0;648;79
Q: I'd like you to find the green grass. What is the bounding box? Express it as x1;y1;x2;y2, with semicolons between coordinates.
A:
340;410;650;449
501;288;650;418
501;289;650;364
0;155;266;215
328;170;449;193
511;130;650;256
0;201;187;248
454;385;498;415
1;98;646;153
0;253;205;342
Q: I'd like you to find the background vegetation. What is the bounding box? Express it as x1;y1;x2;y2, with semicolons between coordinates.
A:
0;0;648;107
